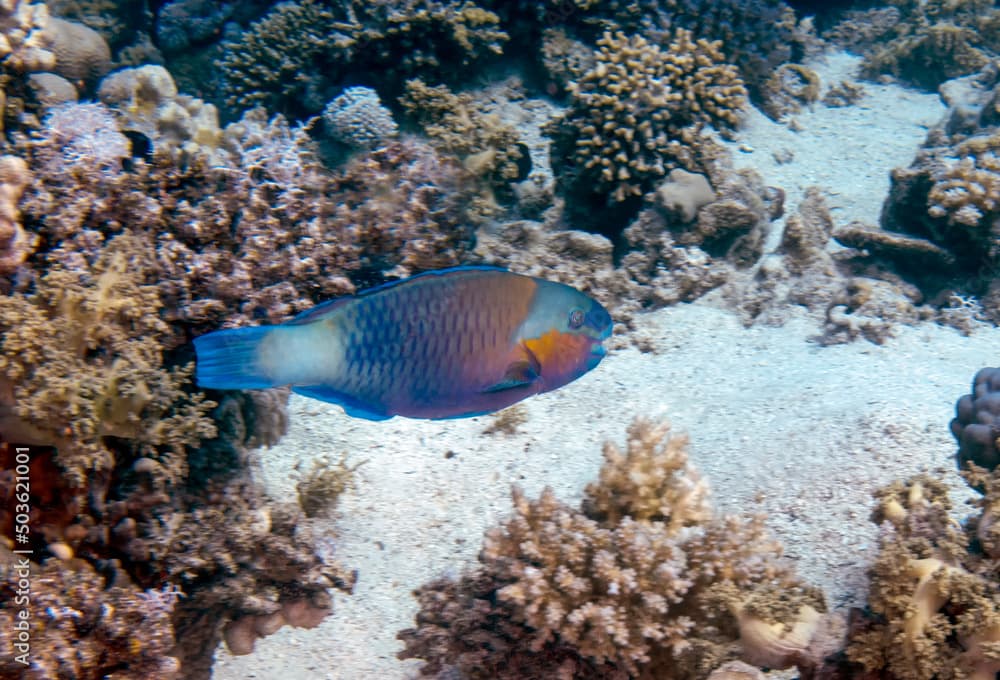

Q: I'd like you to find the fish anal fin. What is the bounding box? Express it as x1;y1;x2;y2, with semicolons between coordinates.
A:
291;385;393;421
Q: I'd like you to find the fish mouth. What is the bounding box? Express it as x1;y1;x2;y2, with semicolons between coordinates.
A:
586;340;607;370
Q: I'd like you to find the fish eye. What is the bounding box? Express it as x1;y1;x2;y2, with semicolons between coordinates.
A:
569;308;585;329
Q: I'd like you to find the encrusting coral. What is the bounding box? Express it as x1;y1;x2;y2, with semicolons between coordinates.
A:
399;417;828;679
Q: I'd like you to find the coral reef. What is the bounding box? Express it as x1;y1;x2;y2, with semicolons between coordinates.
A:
161;479;355;676
731;187;933;344
0;155;32;279
0;231;214;486
400;78;527;188
16;101;481;331
847;471;1000;680
951;366;1000;471
547;29;746;210
0;548;181;679
322;85;398;150
216;0;507;117
97;64;227;163
399;417;828;678
0;0;54;76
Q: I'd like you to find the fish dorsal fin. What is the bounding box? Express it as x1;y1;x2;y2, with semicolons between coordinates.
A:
287;296;354;325
287;266;512;326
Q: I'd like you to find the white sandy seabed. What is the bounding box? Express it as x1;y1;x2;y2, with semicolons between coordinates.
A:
214;53;999;679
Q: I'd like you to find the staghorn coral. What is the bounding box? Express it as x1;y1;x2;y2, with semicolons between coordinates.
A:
951;366;1000;471
847;472;1000;680
0;549;181;679
547;29;746;206
400;78;527;188
399;417;827;679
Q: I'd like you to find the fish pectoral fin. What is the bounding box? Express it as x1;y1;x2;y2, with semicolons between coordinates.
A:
482;360;539;393
291;385;393;421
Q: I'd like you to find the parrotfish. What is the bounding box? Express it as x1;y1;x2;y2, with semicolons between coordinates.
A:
194;266;613;420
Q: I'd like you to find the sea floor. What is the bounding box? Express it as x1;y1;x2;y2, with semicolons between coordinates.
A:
213;52;990;679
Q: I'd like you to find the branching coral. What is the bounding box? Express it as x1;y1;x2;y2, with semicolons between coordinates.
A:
399;417;826;679
400;78;527;187
548;29;746;205
847;472;1000;680
156;478;356;676
927;141;1000;262
17;102;481;331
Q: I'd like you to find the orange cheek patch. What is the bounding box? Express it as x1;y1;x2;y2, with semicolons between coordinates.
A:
522;329;591;376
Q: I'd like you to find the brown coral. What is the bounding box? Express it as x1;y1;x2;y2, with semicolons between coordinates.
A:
0;231;215;486
549;29;746;204
400;417;826;678
400;78;526;188
847;473;1000;680
0;155;33;279
0;550;181;679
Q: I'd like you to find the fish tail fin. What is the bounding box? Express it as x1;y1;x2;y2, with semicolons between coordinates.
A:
194;326;278;390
